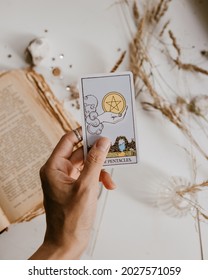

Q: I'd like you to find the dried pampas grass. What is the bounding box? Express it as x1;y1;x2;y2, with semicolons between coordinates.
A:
117;0;208;220
123;0;208;160
168;29;208;76
110;50;126;72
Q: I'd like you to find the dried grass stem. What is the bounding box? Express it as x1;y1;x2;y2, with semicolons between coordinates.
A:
110;50;126;72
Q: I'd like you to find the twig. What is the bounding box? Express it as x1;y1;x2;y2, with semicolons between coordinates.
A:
174;59;208;76
168;30;181;58
159;20;170;37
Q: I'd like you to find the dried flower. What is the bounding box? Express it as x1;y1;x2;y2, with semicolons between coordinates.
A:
125;0;208;160
115;0;208;219
188;95;208;117
157;176;197;218
68;84;79;100
155;174;208;221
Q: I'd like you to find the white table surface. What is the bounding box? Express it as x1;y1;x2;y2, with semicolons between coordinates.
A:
0;0;208;259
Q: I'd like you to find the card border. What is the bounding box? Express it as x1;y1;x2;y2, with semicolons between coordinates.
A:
79;71;139;168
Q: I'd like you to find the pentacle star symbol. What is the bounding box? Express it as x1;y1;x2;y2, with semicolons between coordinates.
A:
106;95;121;112
102;91;126;114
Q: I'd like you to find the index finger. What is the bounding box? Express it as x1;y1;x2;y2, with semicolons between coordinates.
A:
50;127;82;160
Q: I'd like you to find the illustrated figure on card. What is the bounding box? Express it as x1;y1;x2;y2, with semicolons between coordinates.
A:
80;72;139;167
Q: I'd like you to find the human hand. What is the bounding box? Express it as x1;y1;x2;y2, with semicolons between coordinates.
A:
29;128;116;260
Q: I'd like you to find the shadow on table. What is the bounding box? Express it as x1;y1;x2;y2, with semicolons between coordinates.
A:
115;162;169;208
115;161;197;218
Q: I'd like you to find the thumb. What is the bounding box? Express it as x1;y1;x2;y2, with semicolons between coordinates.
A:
80;137;110;183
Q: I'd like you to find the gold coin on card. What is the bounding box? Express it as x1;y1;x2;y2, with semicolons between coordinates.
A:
102;92;126;114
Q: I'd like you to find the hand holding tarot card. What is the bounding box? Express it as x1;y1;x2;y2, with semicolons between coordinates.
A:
80;72;139;167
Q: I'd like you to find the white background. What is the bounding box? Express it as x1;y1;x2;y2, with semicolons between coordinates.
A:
0;0;208;260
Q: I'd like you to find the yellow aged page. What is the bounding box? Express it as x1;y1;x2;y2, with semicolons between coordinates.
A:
0;70;70;223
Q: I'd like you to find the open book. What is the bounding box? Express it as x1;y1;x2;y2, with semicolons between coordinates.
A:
0;69;79;233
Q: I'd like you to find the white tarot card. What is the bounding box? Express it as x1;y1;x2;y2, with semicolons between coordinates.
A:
80;71;139;167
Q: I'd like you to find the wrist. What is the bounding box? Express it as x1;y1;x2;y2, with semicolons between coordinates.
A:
29;239;86;260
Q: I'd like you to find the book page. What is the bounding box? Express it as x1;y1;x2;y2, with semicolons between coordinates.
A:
0;69;78;224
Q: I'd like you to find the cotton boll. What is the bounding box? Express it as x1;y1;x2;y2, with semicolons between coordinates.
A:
25;37;49;66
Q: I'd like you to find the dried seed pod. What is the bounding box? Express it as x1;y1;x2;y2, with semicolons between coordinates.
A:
188;95;208;116
157;176;196;218
68;84;79;100
52;67;61;77
171;96;188;115
200;50;208;58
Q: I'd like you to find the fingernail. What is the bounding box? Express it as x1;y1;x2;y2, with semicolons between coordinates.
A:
111;184;117;190
95;137;110;152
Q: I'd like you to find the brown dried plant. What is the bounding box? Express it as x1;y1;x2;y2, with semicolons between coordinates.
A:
68;84;79;100
159;20;170;37
168;29;208;76
146;0;172;24
110;50;126;72
176;179;208;221
65;49;126;112
123;0;208;161
160;175;208;221
177;180;208;196
133;0;140;25
119;0;208;219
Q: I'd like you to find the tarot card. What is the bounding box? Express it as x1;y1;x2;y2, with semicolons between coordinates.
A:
80;71;139;167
